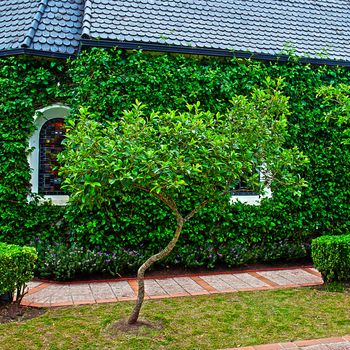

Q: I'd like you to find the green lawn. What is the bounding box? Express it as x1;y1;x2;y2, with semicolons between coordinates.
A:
1;287;350;350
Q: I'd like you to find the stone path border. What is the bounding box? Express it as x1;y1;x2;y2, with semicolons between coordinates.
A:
224;335;350;349
22;266;323;308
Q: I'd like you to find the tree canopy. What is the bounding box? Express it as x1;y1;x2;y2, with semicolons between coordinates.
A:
59;81;307;323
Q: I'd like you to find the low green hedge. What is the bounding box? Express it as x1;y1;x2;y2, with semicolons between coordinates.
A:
312;235;350;282
0;243;37;300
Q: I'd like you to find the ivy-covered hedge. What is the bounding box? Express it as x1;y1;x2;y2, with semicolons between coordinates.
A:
0;242;37;298
0;57;69;244
1;49;350;266
312;235;350;282
65;49;350;252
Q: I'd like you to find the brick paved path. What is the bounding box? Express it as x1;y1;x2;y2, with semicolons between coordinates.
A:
22;267;350;349
23;266;322;308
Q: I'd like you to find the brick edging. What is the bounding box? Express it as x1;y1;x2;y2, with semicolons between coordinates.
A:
31;265;316;285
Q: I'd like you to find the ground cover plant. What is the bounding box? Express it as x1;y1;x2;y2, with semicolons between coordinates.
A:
28;238;310;281
0;288;350;349
59;83;307;323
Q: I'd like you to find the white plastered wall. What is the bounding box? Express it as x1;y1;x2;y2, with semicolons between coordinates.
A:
28;104;70;206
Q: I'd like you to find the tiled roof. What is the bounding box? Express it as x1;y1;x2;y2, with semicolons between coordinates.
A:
0;0;83;56
0;0;350;62
82;0;350;61
32;0;83;55
0;0;41;51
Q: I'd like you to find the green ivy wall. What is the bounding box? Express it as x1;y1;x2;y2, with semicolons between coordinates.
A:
1;48;350;255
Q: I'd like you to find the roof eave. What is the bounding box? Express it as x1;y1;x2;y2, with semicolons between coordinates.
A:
2;41;350;68
80;38;350;67
0;48;74;59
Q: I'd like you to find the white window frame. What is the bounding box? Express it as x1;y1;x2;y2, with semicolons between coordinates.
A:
28;104;69;206
230;166;272;205
230;187;272;205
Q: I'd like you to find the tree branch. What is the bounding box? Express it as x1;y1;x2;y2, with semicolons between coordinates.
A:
184;199;208;222
133;183;182;218
151;191;181;217
184;188;231;222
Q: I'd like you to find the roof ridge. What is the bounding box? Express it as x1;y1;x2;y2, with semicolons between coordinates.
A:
21;0;49;48
81;0;93;39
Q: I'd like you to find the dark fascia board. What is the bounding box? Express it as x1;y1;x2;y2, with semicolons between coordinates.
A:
80;38;350;67
2;41;350;68
0;48;74;59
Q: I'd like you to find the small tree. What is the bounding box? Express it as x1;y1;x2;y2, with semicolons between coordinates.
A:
59;81;307;324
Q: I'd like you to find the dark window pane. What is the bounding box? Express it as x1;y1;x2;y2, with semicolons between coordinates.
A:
231;180;259;196
38;118;66;195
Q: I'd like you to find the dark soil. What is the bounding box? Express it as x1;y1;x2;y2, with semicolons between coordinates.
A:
107;318;163;337
0;302;45;324
142;259;313;278
36;258;313;283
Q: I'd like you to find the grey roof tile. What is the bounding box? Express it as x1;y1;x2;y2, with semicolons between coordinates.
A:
1;0;350;61
0;0;40;50
0;0;83;55
79;0;350;61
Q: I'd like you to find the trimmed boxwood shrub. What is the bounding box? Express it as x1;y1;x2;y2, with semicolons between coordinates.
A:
0;242;37;301
312;235;350;282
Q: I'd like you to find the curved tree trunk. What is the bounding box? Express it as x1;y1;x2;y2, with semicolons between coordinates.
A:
128;215;184;324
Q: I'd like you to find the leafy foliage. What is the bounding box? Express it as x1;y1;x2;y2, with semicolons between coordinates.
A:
317;84;350;142
1;49;350;269
65;49;350;251
32;240;136;281
30;239;309;281
312;235;350;282
0;242;37;301
60;86;305;208
60;85;308;323
0;56;69;243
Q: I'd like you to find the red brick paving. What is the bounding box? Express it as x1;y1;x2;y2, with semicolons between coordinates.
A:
303;268;322;277
191;276;218;293
24;267;323;308
249;271;280;287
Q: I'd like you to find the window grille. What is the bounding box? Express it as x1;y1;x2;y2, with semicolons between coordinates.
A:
38;118;66;195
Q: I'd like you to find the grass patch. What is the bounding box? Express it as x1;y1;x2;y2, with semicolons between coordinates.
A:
1;287;350;349
320;281;350;293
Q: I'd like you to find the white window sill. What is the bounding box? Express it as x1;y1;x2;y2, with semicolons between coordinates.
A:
230;195;262;205
38;195;69;206
230;188;272;205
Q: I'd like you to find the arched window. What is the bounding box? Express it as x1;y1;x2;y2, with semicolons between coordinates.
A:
28;105;70;205
38;118;66;195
